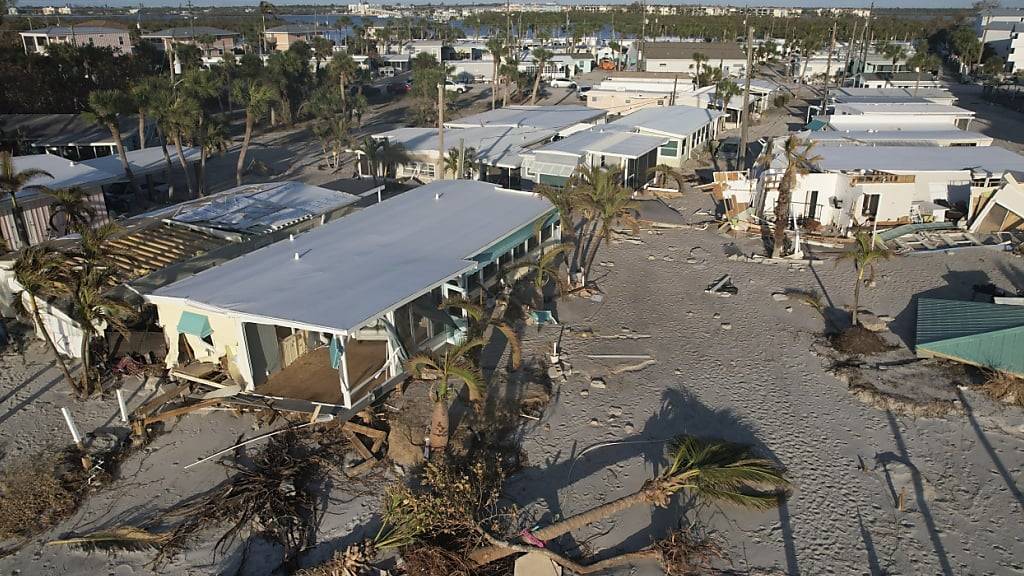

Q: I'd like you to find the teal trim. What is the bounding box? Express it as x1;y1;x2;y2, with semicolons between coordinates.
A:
878;222;957;242
471;210;557;264
177;311;213;338
915;298;1024;377
329;334;342;369
659;140;680;157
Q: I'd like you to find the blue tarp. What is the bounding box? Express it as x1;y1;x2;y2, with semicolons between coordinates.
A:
177;311;213;338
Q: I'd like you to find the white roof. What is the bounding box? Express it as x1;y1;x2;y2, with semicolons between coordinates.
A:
789;146;1024;176
444;105;606;131
831;87;954;103
148;180;555;334
376;126;555;168
10;153;122;191
609;105;722;138
81;146;200;178
803;130;993;147
161;181;359;235
832;102;974;117
538;128;666;158
824;116;963;132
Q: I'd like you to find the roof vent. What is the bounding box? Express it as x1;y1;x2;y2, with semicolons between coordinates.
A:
294;252;300;261
435;192;441;200
289;233;294;242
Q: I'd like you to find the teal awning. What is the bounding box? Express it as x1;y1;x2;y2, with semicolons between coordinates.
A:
806;119;827;131
177;311;213;338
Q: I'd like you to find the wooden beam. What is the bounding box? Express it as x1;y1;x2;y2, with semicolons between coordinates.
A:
135;382;191;417
143;399;221;425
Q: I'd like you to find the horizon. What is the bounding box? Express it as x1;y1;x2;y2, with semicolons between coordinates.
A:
12;0;1024;10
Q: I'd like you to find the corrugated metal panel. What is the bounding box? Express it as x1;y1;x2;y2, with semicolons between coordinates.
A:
916;298;1024;344
918;325;1024;378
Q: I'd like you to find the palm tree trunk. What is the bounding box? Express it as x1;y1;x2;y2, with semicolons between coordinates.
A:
852;268;863;326
80;332;93;396
137;109;146;149
491;66;498;110
8;194;32;249
156;127;176;200
109;123;142;200
429;397;449;452
172;133;196;198
469;490;651;566
29;298;78;395
236;111;254;187
530;62;543;105
772;185;791;258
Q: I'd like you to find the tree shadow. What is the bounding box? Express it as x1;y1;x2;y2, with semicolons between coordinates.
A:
883;410;953;576
954;388;1023;509
889;268;994;348
857;509;884;576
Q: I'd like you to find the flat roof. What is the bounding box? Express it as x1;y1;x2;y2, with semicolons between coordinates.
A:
10;153;122;190
799;146;1024;176
831;87;954;102
159;181;359;235
833;103;973;116
1;113;141;147
445;105;606;131
81;146;200;178
142;27;237;38
375;126;556;168
823;117;962;132
538;129;666;158
21;26;126;35
802;130;993;146
609;105;723;139
644;41;745;61
148;180;555;334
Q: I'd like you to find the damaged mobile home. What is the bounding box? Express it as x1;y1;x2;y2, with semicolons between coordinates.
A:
143;180;558;413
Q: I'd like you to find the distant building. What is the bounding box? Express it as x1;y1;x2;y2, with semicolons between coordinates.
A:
264;24;329;52
19;26;133;56
642;42;747;76
141;27;239;63
976;8;1024;73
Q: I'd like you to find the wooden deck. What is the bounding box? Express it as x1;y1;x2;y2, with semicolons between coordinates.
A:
256;341;389;406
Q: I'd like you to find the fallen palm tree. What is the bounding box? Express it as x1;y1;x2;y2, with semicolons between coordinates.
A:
467;435;791;567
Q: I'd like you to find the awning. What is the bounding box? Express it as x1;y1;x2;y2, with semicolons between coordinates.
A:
177;311;213;338
472;211;557;263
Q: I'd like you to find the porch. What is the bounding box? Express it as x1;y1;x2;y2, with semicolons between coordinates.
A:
255;339;389;406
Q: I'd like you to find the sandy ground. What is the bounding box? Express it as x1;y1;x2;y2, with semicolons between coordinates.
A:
504;192;1024;575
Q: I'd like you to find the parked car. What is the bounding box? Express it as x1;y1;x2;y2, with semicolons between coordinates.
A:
387;81;411;95
444;79;469;93
548;77;576;88
576;85;592;100
349;84;381;97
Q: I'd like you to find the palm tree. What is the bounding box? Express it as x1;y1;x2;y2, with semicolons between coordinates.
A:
0;151;51;249
575;166;638;279
485;36;506;110
878;42;908;73
83;90;142;200
41;187;96;236
132;77;177;199
838;231;890;326
438;296;521;369
907;51;942;96
68;227;135;396
379;140;410;181
692;51;707;87
468;435;791;566
529;47;554;105
404;337;486;453
500;54;522;107
165;97;199;198
12;247;78;394
196;118;229;195
310;36;334;73
646;164;687;192
771;135;821;259
443;146;478;178
503;242;572;308
181;69;221;196
232;79;279;187
715;77;740;125
329;52;358;106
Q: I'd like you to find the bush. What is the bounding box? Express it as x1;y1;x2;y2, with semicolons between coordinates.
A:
0;448;85;540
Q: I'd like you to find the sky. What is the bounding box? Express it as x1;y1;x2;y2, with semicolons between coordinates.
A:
12;0;1024;9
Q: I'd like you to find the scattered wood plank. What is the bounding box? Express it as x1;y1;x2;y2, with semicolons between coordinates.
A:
135;382;191;418
144;399;221;425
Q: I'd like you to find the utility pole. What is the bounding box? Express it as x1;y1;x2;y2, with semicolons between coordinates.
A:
639;0;647;72
822;21;837;108
458;138;465;180
839;19;858;88
737;25;754;172
437;83;445;180
670;74;678;105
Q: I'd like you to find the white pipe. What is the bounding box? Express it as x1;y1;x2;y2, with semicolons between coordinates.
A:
184;418;332;470
61;407;83;446
116;389;129;423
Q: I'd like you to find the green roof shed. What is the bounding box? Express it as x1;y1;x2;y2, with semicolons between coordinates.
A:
915;298;1024;377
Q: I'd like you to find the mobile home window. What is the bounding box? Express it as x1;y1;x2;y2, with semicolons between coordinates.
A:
861;194;880;218
659;140;679;157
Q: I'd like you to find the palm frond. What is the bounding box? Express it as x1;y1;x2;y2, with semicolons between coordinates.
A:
438;295;484;322
404;353;440;378
490;321;521;370
47;527;169;555
447;365;484;402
